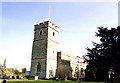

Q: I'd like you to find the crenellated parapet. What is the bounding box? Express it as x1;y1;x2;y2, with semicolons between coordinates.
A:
31;20;59;79
34;21;59;32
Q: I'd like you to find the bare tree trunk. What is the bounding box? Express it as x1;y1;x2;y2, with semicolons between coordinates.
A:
93;72;96;79
65;76;67;81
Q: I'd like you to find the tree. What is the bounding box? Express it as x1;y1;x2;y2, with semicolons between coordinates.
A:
85;26;120;81
22;68;27;73
85;48;98;79
56;64;72;81
14;69;19;75
95;26;120;80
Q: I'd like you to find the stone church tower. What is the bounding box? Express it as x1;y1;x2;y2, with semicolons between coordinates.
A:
30;21;59;79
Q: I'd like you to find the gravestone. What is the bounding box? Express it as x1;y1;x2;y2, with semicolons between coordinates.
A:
16;75;19;79
12;76;15;79
29;76;38;80
3;80;7;83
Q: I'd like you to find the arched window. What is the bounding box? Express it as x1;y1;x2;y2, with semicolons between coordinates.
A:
37;63;41;72
39;31;42;35
53;32;55;36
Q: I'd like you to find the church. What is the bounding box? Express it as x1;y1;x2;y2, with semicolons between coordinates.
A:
30;21;87;79
0;59;14;79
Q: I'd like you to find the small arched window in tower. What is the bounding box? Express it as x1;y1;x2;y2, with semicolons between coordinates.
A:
39;31;42;35
37;63;41;72
53;32;55;36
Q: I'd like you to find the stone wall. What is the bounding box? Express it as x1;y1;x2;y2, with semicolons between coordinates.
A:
30;21;86;79
57;51;87;78
30;21;59;79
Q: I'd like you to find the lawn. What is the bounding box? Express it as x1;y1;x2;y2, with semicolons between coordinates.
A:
6;81;120;83
0;79;120;83
5;82;117;83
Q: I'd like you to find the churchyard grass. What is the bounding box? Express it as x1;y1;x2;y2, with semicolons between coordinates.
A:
6;81;120;83
0;79;120;83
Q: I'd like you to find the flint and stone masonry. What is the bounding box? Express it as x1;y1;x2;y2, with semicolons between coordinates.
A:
30;21;87;79
30;21;59;79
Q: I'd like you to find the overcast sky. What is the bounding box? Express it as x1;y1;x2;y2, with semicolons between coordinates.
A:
0;1;118;70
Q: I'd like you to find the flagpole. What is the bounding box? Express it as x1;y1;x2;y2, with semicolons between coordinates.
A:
49;4;51;21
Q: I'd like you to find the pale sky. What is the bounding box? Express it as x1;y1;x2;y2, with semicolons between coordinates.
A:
0;0;118;71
